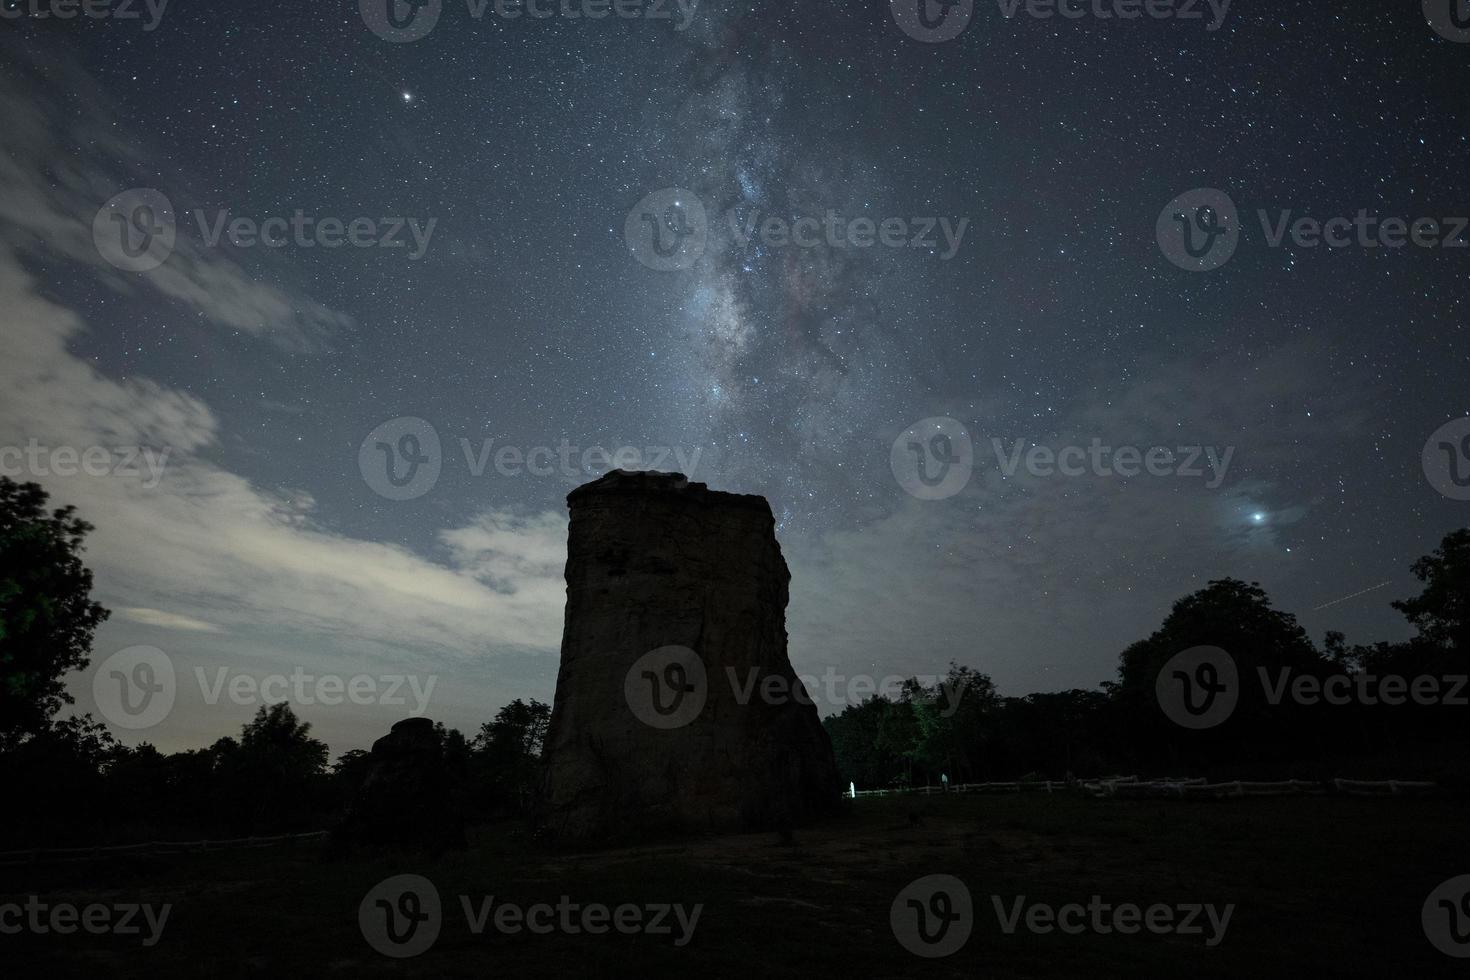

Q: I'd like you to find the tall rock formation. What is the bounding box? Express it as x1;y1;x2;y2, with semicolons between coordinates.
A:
540;470;841;842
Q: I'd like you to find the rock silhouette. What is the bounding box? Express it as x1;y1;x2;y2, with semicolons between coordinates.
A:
333;717;465;852
540;470;842;842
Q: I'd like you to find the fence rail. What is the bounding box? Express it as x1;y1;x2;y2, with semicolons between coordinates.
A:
0;830;329;866
849;775;1441;801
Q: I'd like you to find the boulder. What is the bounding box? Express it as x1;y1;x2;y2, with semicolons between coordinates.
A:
334;717;465;852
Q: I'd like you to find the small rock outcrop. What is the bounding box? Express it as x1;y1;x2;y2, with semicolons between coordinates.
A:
540;470;842;842
333;717;465;852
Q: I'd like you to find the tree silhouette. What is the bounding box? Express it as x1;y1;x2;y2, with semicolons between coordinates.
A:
0;477;110;749
472;698;549;812
1392;528;1470;655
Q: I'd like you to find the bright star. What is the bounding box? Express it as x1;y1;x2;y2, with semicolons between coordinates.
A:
1251;512;1266;523
402;92;413;103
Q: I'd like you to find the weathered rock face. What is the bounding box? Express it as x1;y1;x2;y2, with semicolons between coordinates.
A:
334;717;465;852
540;470;841;842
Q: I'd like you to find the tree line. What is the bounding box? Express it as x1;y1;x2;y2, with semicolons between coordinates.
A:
824;535;1470;789
2;475;1466;846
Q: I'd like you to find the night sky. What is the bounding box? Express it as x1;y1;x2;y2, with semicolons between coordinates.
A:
1;0;1466;754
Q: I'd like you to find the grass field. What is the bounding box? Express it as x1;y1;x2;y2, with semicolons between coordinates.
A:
1;793;1464;978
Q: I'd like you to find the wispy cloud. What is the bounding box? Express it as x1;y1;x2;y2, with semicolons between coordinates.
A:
0;41;351;351
119;608;224;634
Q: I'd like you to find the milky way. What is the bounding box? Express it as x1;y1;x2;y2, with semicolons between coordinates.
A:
1;1;1467;750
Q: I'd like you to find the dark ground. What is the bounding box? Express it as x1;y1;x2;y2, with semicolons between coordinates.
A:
1;793;1463;978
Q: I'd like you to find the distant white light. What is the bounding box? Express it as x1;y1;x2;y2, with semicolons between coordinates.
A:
1252;512;1266;523
402;92;413;103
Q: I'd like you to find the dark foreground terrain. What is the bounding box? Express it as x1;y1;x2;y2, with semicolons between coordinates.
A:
1;792;1463;978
